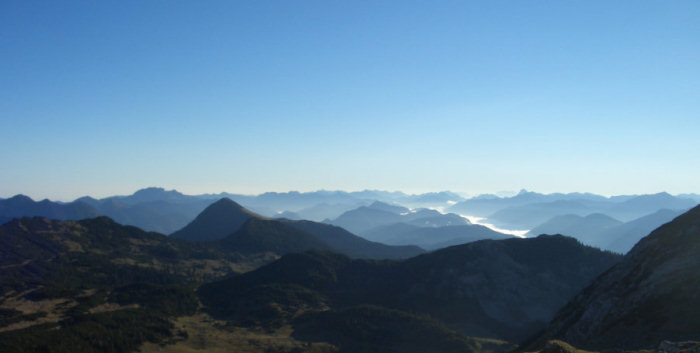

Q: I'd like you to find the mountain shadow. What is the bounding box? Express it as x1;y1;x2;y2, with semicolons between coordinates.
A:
292;305;515;353
282;219;424;259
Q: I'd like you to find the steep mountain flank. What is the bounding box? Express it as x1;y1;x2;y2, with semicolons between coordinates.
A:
530;205;700;350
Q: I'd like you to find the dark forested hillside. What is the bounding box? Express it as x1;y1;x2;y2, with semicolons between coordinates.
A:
283;219;424;259
0;216;265;353
200;235;621;342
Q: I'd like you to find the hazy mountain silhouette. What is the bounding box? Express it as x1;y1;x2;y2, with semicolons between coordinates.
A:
219;190;463;220
527;205;700;350
528;209;686;254
361;223;511;250
678;193;700;202
448;190;607;218
170;198;261;241
486;200;606;229
5;188;694;238
0;194;101;220
365;200;410;214
79;187;217;234
527;213;623;247
605;192;697;221
289;202;368;222
402;212;471;227
604;209;684;253
101;187;192;205
329;202;470;235
448;191;695;231
405;191;464;204
328;204;406;234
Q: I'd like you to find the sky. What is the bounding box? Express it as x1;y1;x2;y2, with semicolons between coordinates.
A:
1;1;699;201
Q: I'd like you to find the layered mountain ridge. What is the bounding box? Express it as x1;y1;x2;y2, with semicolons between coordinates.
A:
170;197;424;260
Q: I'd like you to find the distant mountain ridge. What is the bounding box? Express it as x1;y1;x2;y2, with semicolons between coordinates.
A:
328;201;471;234
170;198;424;260
527;213;623;247
449;190;697;231
2;188;696;245
527;209;685;253
0;194;101;221
0;188;466;232
0;188;216;234
361;223;512;250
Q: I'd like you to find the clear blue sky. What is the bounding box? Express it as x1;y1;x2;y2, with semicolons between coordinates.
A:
1;1;698;200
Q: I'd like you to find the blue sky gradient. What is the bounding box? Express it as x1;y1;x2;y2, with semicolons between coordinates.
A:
1;1;699;200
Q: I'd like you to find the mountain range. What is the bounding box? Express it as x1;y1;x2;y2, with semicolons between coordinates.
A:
326;201;470;234
2;188;695;254
171;197;424;260
0;188;215;234
1;196;700;352
325;201;513;249
0;188;465;234
527;209;684;253
448;190;696;230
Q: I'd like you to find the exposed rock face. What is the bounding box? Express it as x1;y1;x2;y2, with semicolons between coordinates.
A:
532;205;700;350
